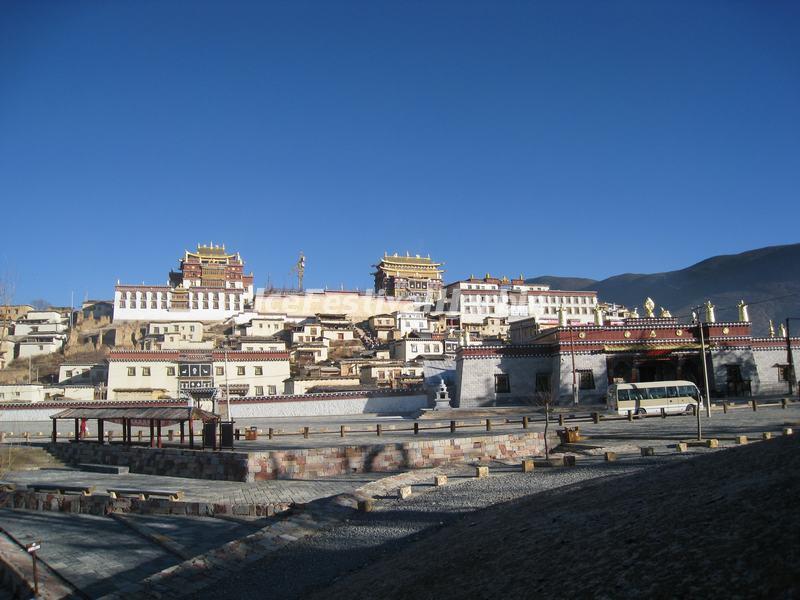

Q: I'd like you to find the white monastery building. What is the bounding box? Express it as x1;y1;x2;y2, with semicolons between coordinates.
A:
113;243;255;321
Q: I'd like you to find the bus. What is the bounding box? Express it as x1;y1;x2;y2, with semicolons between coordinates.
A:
607;380;702;416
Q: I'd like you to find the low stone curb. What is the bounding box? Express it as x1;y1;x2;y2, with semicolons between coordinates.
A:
0;488;291;519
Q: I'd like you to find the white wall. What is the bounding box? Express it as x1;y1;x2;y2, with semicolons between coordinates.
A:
230;393;429;418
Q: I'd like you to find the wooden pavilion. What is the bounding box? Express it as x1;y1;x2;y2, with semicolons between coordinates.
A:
49;406;220;449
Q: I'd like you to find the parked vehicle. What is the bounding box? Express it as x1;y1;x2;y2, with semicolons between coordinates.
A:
607;380;702;415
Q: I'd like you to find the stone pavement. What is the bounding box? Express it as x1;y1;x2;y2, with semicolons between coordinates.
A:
0;509;180;598
3;468;380;505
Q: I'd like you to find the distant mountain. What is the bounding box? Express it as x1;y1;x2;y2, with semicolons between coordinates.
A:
526;275;598;291
528;244;800;335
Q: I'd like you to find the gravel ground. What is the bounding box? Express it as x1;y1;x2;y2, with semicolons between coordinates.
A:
314;437;800;600
199;452;694;600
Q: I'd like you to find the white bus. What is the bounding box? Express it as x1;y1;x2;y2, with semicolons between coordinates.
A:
607;380;702;416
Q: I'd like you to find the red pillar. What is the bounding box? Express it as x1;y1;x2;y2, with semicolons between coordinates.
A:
51;419;57;444
74;418;80;441
188;418;194;449
127;419;132;444
156;420;162;448
180;421;185;444
98;419;104;444
149;419;155;448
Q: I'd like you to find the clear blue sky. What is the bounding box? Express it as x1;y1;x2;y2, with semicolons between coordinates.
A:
1;1;798;305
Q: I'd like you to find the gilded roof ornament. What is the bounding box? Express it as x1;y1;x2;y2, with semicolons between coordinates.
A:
643;297;655;318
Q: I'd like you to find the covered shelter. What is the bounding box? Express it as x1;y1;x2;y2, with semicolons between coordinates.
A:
50;406;220;449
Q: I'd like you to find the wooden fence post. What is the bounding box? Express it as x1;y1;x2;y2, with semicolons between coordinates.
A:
414;422;419;435
268;428;274;440
376;424;382;437
751;398;758;412
340;425;346;438
303;427;309;439
558;414;564;426
522;416;529;429
485;419;492;432
450;421;456;433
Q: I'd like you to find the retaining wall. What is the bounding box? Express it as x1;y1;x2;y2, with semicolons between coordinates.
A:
45;430;547;482
246;431;547;481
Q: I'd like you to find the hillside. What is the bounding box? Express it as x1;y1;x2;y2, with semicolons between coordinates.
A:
529;243;800;334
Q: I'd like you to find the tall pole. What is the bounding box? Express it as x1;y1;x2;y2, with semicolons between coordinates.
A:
569;326;579;405
224;342;231;421
698;318;711;418
786;318;794;397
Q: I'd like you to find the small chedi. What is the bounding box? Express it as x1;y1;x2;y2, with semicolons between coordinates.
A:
433;377;452;410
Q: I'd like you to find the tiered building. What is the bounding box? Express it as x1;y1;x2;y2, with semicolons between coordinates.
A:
373;252;444;303
114;244;254;321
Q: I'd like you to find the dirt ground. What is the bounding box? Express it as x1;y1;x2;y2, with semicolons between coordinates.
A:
0;446;63;477
312;435;800;599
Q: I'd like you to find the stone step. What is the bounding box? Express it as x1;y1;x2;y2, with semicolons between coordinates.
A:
78;463;130;474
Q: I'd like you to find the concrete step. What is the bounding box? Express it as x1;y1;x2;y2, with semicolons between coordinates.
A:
78;463;130;474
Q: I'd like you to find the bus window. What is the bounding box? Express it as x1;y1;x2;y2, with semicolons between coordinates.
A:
618;389;630;401
666;386;679;398
652;387;667;399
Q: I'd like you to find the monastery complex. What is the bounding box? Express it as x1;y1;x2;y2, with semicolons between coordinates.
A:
1;243;798;416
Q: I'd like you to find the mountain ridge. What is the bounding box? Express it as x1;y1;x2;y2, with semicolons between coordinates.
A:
527;243;800;334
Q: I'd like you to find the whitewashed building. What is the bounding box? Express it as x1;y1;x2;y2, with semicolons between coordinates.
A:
106;349;290;401
113;244;255;322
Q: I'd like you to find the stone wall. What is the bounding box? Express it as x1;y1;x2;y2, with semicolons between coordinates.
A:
247;431;547;481
47;442;251;482
751;346;800;395
456;353;554;408
44;430;547;482
229;393;428;418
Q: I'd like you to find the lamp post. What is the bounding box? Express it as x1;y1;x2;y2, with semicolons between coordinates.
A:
568;325;579;406
785;318;800;398
692;305;712;419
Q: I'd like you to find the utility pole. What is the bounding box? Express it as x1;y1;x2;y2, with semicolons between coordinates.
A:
698;320;711;418
224;339;231;421
787;318;799;398
568;325;579;405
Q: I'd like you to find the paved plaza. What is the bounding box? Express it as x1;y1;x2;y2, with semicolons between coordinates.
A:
3;468;380;505
1;402;798;598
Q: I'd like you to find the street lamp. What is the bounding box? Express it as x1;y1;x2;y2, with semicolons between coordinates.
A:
692;305;713;419
785;318;800;398
568;325;579;406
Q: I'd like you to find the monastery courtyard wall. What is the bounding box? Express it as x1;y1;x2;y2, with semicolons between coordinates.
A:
46;429;548;482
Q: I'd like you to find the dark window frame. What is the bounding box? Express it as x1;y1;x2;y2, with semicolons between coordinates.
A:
495;374;511;394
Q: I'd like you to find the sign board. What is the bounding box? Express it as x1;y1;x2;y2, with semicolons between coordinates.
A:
180;380;213;390
179;364;211;378
27;543;41;553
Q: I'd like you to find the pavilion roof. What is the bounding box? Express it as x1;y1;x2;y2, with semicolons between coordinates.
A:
50;405;218;425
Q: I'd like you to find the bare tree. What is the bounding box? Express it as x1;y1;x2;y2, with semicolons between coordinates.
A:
0;269;15;369
532;389;554;456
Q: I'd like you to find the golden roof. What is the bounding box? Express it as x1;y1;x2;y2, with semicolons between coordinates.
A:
185;243;239;262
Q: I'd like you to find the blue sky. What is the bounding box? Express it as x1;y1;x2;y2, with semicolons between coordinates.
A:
1;1;798;305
